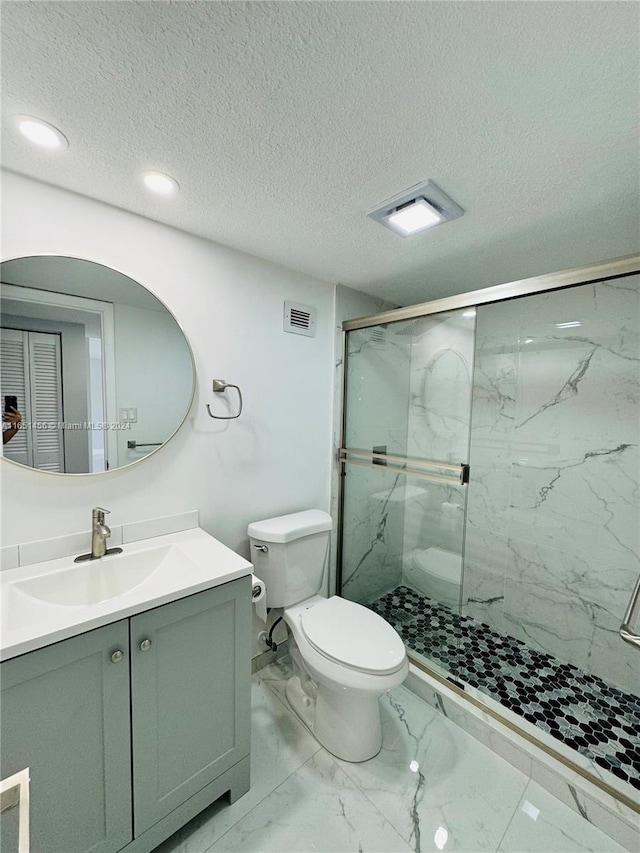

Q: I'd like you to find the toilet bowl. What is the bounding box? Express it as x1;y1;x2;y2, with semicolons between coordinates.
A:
283;595;408;762
248;510;408;762
403;546;462;609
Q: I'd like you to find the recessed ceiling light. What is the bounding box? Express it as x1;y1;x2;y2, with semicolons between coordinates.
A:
15;115;68;150
462;309;476;318
368;180;463;237
140;171;179;195
386;199;443;235
555;321;581;328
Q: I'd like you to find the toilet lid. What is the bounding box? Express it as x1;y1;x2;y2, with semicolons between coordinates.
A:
300;597;406;675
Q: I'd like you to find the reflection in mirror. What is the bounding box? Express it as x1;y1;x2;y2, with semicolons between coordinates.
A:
1;256;194;474
423;348;471;441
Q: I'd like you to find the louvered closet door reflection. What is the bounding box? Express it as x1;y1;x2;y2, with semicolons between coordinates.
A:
28;332;65;471
1;328;65;471
0;329;32;467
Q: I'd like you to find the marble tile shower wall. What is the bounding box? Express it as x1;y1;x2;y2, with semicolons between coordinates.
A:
464;276;640;696
405;313;474;465
340;327;410;604
330;286;397;596
402;314;474;568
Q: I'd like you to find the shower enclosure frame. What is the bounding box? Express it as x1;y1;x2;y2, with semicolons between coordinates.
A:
336;252;640;813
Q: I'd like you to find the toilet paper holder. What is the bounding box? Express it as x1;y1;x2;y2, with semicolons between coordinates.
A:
251;574;267;623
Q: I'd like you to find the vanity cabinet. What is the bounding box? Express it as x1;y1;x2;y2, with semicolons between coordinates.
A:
0;619;132;853
0;576;251;853
130;578;251;838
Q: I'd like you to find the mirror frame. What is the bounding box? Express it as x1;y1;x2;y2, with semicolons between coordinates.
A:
0;253;197;477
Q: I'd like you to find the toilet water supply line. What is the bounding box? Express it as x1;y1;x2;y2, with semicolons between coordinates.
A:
260;616;283;652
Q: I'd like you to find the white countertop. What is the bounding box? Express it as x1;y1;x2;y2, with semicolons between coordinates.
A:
0;527;253;661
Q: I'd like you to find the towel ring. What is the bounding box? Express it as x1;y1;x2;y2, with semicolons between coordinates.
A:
206;379;243;420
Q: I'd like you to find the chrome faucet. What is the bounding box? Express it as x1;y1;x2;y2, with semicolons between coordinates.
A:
74;506;123;562
91;507;111;558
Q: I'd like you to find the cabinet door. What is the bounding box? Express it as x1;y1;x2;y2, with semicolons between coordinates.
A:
130;578;251;836
0;621;132;853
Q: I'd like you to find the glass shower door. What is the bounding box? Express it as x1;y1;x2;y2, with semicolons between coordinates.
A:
463;278;640;791
338;266;640;798
339;309;476;679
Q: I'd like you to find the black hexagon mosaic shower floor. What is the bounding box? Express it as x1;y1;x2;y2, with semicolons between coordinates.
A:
370;585;640;792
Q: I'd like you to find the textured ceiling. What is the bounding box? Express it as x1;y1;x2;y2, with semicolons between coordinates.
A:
2;1;638;306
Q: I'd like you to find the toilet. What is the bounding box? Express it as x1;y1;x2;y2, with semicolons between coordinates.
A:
403;546;463;609
248;509;408;762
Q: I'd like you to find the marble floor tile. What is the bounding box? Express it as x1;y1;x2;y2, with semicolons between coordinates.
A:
258;653;294;704
154;674;320;853
497;781;629;853
153;660;631;853
207;749;414;853
334;685;530;852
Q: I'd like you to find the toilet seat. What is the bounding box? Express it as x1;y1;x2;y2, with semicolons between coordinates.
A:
300;596;406;675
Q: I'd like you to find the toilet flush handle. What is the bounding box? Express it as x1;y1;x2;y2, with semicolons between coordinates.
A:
253;544;268;553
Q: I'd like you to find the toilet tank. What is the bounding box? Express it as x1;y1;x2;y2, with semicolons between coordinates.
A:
247;510;332;607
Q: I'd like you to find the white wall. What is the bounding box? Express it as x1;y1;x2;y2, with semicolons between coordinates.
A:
1;173;336;568
113;302;193;468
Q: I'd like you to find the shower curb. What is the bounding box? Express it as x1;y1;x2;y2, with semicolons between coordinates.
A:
406;662;640;853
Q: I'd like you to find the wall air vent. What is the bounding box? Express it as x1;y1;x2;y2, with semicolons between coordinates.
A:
368;327;386;347
284;301;317;337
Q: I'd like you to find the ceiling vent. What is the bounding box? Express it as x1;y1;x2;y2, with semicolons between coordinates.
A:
368;180;463;237
284;302;317;337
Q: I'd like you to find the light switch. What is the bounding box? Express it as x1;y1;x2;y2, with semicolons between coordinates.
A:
119;408;138;423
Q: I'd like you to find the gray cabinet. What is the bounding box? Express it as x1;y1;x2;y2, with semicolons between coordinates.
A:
130;581;251;837
0;620;132;853
0;577;251;853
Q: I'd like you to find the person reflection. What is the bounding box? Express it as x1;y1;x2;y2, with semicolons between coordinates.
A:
2;407;22;444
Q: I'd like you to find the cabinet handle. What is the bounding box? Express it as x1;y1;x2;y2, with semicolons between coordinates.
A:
140;639;152;652
110;650;124;663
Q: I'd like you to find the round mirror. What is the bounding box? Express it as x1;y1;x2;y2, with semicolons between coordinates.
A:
1;256;195;474
423;348;470;438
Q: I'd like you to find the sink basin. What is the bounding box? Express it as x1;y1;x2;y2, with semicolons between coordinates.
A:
13;545;190;607
1;526;253;661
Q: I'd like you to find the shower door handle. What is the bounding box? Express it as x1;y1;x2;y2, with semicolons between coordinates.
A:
619;574;640;649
